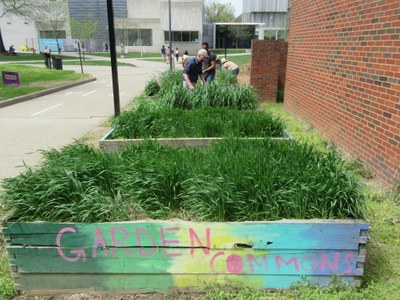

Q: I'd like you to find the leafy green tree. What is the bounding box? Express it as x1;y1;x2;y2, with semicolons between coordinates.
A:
70;15;99;58
204;0;235;23
35;0;69;55
0;0;45;53
229;25;254;48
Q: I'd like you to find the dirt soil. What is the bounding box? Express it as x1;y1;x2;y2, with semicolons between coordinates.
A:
237;63;250;86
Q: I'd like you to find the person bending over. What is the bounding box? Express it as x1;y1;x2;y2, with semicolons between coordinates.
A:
182;49;208;90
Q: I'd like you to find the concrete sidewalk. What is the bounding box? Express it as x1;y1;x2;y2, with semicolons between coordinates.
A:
0;58;170;182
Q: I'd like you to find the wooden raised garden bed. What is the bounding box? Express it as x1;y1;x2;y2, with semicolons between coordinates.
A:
3;219;368;295
99;107;291;152
1;117;370;296
100;129;291;152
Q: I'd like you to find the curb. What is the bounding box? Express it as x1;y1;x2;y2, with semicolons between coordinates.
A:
0;77;97;109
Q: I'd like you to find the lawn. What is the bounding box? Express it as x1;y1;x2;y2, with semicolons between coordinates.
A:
211;49;249;55
142;54;251;66
0;52;80;61
24;60;135;67
90;51;160;59
0;64;90;101
227;54;251;65
62;60;135;67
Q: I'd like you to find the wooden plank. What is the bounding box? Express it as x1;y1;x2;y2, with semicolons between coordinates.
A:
99;134;291;152
3;220;369;250
13;273;362;292
2;220;369;293
7;247;365;276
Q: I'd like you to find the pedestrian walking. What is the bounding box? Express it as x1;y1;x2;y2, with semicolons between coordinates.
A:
161;45;166;63
175;47;180;64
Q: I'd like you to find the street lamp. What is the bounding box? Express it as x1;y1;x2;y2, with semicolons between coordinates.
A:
106;0;121;117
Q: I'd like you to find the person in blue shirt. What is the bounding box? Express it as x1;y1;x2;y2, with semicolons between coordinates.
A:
182;49;208;90
161;45;166;63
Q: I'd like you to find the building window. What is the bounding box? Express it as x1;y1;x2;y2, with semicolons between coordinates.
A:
116;29;153;46
39;31;66;39
164;31;199;42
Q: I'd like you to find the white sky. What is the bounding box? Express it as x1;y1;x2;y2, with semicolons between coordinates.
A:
214;0;243;17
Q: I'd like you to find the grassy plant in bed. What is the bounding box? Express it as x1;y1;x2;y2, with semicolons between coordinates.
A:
111;107;286;139
1;144;130;223
215;69;238;85
157;69;183;95
144;78;160;96
1;139;367;223
160;81;259;110
143;70;257;109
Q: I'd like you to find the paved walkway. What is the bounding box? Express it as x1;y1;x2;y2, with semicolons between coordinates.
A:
0;55;170;183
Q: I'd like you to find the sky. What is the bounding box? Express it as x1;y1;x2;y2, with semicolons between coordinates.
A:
214;0;243;17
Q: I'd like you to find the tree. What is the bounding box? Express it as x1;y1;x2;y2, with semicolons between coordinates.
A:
0;0;45;53
35;0;69;55
229;25;254;48
204;0;235;23
70;15;99;58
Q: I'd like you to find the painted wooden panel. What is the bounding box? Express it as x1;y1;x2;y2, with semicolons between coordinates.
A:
3;220;368;294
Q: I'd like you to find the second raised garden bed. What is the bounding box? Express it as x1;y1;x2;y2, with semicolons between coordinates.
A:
100;106;291;152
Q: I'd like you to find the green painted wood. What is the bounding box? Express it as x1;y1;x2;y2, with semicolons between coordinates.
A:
7;247;365;276
2;220;369;293
12;274;362;292
3;220;368;250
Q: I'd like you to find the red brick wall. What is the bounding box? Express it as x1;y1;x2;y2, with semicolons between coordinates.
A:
285;0;400;185
250;40;288;102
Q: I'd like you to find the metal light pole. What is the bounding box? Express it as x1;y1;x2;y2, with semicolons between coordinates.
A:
77;42;84;74
106;0;121;117
224;25;227;58
168;0;173;70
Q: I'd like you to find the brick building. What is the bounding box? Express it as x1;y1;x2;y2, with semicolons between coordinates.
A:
284;0;400;185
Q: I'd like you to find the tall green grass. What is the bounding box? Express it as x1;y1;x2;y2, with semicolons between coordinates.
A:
157;69;183;96
160;82;259;110
143;70;259;110
215;69;238;85
1;140;367;223
111;107;286;139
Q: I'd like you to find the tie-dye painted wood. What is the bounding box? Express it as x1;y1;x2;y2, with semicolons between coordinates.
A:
2;220;369;295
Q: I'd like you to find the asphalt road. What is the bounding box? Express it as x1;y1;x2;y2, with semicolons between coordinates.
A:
0;58;169;182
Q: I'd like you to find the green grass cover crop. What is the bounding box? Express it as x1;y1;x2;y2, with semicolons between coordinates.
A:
1;140;367;223
143;70;259;110
111;107;286;139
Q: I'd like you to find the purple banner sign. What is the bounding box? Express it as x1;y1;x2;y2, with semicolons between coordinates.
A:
2;71;20;86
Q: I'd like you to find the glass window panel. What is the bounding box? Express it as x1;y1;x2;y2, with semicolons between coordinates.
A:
182;31;190;41
190;31;199;41
173;31;181;42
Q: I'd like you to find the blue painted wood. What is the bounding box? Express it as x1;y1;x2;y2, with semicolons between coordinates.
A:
3;220;369;293
4;220;369;250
